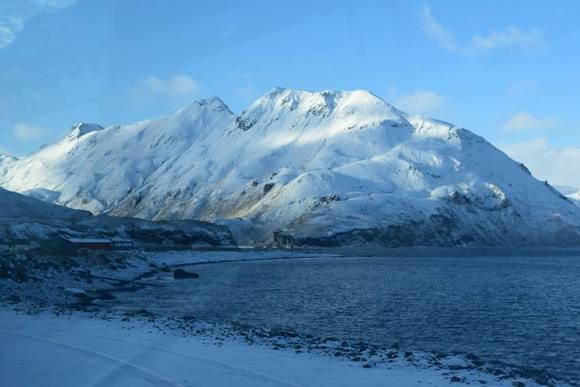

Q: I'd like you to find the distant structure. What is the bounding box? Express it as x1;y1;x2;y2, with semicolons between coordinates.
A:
111;238;135;250
273;231;294;249
66;238;114;252
38;237;135;255
38;238;79;255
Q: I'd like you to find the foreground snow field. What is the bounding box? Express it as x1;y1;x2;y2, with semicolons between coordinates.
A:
0;249;570;386
0;310;524;387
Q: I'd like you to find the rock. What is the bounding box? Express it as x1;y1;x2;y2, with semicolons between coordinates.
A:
268;328;299;339
71;268;91;279
71;292;94;307
263;183;275;194
0;264;9;278
534;373;550;385
65;287;88;296
140;270;157;279
124;308;156;318
95;291;116;300
466;353;484;367
13;266;28;282
173;268;200;279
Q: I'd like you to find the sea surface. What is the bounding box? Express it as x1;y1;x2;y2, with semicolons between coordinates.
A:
118;249;580;384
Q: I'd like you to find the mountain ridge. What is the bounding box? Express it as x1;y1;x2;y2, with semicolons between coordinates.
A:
0;187;235;247
1;88;579;246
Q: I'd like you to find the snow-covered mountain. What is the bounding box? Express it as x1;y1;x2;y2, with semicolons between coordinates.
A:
2;88;580;246
0;187;234;246
0;186;90;221
556;186;580;206
569;191;580;206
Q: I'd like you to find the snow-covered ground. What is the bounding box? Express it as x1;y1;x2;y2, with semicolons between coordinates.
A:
0;249;569;386
0;310;537;387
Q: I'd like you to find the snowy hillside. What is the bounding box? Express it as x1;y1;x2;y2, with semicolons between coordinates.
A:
0;187;90;221
570;192;580;206
1;88;580;246
555;186;580;207
0;188;234;246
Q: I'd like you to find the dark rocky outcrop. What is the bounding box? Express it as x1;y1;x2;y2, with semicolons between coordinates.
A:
173;268;199;279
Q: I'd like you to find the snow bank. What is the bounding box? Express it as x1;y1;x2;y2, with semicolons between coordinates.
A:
0;310;523;387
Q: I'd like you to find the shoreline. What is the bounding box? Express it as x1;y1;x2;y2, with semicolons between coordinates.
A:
0;308;470;387
0;249;572;386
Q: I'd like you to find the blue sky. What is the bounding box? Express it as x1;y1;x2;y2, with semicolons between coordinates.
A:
1;0;580;187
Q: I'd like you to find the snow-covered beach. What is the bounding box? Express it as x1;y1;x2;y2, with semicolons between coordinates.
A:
1;309;472;387
1;249;571;386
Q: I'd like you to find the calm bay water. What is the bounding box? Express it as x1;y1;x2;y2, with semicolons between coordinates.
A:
120;250;580;383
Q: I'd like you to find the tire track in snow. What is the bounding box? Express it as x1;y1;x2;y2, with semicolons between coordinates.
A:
0;330;187;387
4;324;302;387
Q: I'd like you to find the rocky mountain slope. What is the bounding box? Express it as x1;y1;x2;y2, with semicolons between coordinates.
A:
1;88;580;246
0;188;234;247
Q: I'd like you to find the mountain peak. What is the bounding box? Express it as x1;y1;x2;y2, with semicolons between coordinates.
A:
0;153;17;162
258;87;384;102
69;122;104;138
247;88;398;116
176;97;233;117
197;96;231;111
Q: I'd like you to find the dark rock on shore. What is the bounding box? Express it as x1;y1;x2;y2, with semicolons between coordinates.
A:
173;268;200;279
6;294;21;304
124;308;156;318
95;291;116;300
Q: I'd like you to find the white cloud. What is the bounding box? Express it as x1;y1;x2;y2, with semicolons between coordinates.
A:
0;0;79;49
499;138;580;187
395;90;445;114
420;6;459;52
502;111;555;131
12;122;44;141
472;27;543;50
142;75;200;97
0;18;22;49
31;0;80;10
131;74;201;104
420;5;543;54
